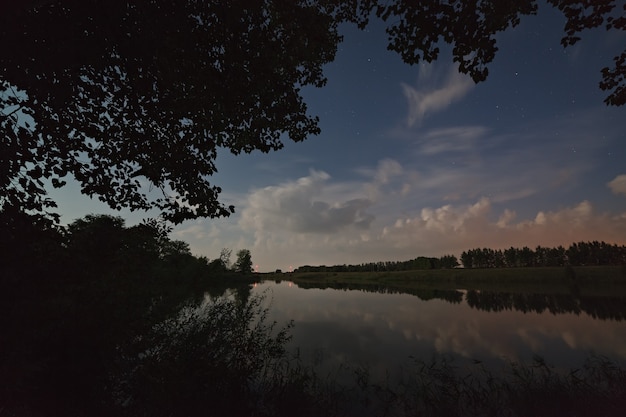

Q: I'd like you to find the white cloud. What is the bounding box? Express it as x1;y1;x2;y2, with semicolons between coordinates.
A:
497;209;517;228
608;174;626;196
418;126;488;155
402;65;474;126
239;170;375;235
358;158;409;202
381;199;626;259
373;158;403;184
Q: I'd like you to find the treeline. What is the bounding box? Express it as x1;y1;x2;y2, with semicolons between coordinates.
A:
1;209;252;285
460;241;626;269
294;241;626;274
295;254;459;273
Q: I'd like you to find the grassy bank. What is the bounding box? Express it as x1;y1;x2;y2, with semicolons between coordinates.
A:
266;266;626;297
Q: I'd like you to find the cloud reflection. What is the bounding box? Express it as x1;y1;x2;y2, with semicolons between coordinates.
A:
254;282;626;382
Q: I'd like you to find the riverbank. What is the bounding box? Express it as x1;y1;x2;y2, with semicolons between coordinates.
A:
261;266;626;297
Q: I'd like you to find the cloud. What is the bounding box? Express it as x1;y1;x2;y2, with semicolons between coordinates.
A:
239;170;374;235
381;198;493;253
608;174;626;196
418;126;488;155
381;199;626;258
372;158;403;184
402;65;474;126
357;158;411;202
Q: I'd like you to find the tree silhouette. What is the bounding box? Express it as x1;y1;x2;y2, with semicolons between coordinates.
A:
0;0;350;222
373;0;625;106
2;0;623;222
233;249;253;274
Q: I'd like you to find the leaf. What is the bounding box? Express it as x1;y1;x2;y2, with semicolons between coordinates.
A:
28;165;43;179
51;178;67;188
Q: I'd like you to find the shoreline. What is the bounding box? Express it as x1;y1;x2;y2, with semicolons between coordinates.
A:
258;265;626;297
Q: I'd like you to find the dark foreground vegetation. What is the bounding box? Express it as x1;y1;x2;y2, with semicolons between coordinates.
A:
2;210;626;416
1;211;256;416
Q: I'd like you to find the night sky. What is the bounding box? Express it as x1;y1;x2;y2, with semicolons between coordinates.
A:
51;6;626;271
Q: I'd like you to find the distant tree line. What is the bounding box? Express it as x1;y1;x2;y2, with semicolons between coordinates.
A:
294;241;626;273
460;241;626;269
295;254;459;273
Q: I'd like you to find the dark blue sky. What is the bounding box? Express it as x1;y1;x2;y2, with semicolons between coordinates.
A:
51;5;626;271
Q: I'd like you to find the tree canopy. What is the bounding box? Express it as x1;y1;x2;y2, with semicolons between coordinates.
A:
2;0;624;222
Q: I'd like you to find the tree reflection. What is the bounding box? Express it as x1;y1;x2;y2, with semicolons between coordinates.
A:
293;281;626;321
466;290;626;321
295;281;464;304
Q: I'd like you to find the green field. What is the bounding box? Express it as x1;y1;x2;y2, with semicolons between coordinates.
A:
263;266;626;297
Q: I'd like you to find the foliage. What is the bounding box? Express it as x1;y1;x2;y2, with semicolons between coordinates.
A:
439;254;460;269
234;248;254;274
220;247;233;270
460;241;626;268
296;241;626;273
372;0;626;105
0;204;65;280
296;254;457;273
0;0;345;222
1;1;624;221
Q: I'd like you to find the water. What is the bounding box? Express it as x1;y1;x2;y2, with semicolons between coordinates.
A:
251;280;626;381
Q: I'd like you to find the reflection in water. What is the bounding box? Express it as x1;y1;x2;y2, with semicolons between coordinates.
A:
295;281;464;304
466;290;626;321
293;279;626;321
253;280;626;385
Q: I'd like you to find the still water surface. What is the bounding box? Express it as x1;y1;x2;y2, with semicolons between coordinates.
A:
251;280;626;379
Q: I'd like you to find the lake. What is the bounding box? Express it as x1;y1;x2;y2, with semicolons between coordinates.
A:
250;279;626;383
